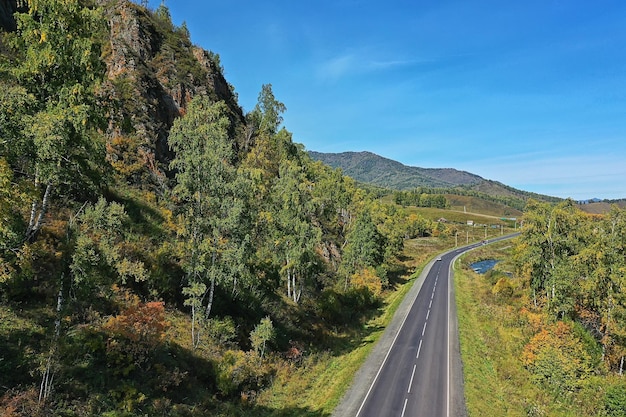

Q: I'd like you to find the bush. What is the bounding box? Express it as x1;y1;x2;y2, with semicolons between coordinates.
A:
492;277;513;299
522;321;595;393
216;350;273;399
350;267;382;297
250;316;275;359
0;387;43;417
316;287;379;326
103;293;169;373
605;382;626;416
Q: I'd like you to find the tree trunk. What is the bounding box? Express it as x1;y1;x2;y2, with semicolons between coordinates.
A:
205;272;216;320
26;181;53;242
287;267;292;299
39;276;64;403
294;273;301;304
191;303;198;349
205;246;218;320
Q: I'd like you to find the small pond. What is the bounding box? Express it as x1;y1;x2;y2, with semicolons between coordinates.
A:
470;259;499;274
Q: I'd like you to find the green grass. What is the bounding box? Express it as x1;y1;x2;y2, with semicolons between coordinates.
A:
454;249;544;416
0;304;50;389
445;194;523;218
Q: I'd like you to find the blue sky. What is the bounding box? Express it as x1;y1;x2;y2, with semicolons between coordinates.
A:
149;0;626;200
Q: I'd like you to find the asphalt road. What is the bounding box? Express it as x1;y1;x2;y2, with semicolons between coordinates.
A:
332;233;519;417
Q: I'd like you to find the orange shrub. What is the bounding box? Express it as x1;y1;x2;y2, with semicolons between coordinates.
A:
103;293;169;371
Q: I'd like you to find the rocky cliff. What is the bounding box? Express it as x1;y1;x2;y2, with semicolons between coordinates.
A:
2;0;245;187
100;0;245;185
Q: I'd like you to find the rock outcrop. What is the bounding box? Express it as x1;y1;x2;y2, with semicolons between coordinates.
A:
100;1;244;184
2;0;245;187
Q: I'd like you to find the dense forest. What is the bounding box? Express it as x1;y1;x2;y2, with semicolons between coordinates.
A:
0;1;442;415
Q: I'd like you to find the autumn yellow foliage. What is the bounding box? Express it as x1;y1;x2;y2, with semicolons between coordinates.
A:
350;267;382;296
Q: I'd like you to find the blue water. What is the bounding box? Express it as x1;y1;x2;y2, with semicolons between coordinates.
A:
470;259;499;274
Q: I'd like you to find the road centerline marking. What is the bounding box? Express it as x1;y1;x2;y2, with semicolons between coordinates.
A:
408;364;416;393
401;398;408;417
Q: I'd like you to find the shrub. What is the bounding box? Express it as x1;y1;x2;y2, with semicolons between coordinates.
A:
350;267;382;297
0;387;43;417
250;316;275;359
522;321;594;393
492;277;514;299
604;382;626;416
216;350;273;399
103;293;169;373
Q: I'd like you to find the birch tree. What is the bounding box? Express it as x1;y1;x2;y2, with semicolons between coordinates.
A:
169;97;250;347
339;210;383;290
3;0;106;242
270;159;321;303
514;199;585;314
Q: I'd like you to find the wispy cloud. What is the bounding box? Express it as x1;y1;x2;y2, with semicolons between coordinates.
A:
317;53;357;81
317;48;458;81
369;59;424;70
316;52;426;82
461;153;626;199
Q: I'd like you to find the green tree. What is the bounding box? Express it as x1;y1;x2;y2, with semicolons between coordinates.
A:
340;211;384;290
250;316;275;359
252;83;286;136
270;158;321;303
169;97;251;347
3;0;106;242
70;198;147;292
514;199;586;315
241;83;287;154
0;158;26;281
575;206;626;373
515;202;626;374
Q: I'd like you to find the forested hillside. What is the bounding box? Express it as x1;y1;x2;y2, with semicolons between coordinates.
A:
309;150;482;189
3;2;625;416
0;1;445;415
310;151;563;211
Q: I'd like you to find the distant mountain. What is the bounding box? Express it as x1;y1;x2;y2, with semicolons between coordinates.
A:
577;199;626;214
308;151;483;189
308;151;562;210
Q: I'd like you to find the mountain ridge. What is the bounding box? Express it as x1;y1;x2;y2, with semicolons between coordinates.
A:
309;150;563;206
308;151;483;189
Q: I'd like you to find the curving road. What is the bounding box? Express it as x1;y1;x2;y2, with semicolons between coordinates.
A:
332;234;519;417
